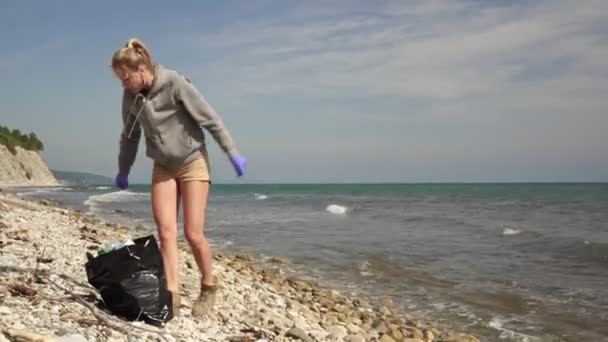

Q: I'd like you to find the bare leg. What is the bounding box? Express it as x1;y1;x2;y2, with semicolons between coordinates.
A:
151;177;181;293
181;180;218;317
180;180;214;286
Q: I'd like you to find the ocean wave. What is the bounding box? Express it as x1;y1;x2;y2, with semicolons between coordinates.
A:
209;239;234;249
503;228;522;236
326;204;348;215
359;260;373;277
95;186;110;190
488;317;538;342
17;186;66;196
84;190;149;213
254;193;268;200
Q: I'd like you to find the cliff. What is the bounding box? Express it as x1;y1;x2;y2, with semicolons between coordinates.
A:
0;145;58;187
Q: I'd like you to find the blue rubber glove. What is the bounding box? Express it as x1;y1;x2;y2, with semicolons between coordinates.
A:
229;155;247;177
115;173;129;190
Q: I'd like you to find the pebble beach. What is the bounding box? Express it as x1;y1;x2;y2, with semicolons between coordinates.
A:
0;189;480;342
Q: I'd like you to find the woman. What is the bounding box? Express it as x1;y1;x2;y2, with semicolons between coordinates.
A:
111;38;246;318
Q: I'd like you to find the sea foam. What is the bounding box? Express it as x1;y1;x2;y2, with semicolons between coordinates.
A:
326;204;348;215
84;190;149;213
503;228;522;236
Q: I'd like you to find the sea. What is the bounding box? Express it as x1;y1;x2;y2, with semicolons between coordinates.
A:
15;182;608;341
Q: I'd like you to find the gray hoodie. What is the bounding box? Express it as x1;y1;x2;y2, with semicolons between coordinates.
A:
118;65;239;175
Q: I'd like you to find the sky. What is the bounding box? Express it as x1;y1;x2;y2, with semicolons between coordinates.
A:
0;0;606;183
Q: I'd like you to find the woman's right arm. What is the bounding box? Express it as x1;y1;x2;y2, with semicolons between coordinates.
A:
118;92;141;176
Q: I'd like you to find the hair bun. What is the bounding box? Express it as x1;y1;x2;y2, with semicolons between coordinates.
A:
112;38;154;72
126;38;138;49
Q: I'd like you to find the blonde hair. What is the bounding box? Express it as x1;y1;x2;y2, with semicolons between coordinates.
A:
111;38;155;75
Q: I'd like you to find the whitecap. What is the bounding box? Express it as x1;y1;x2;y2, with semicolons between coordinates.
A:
84;190;149;213
503;228;521;236
326;204;348;215
489;317;537;341
254;193;268;200
359;260;373;277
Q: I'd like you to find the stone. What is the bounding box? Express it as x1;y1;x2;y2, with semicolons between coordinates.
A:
379;306;392;316
405;319;420;328
410;328;424;339
379;335;396;342
318;296;335;309
265;310;292;328
324;313;340;326
286;327;313;342
235;253;255;262
372;318;385;328
9;322;26;330
346;323;361;334
355;299;370;308
56;335;89;342
227;336;256;342
372;319;389;334
9;284;37;298
390;327;404;340
442;334;481;342
345;335;366;342
229;260;247;271
286;310;297;320
347;318;362;326
269;257;288;264
287;277;313;291
293;316;309;330
364;330;380;341
7;228;32;242
430;328;441;336
326;325;348;341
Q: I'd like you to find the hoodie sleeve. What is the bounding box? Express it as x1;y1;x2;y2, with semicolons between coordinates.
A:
173;75;240;158
118;92;141;175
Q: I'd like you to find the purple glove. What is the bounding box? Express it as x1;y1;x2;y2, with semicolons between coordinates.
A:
115;173;129;190
229;155;247;177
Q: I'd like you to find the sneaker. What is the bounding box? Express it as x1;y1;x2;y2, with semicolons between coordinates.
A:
191;283;218;317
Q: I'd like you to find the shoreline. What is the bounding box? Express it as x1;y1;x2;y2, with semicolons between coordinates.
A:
0;189;479;341
0;182;60;188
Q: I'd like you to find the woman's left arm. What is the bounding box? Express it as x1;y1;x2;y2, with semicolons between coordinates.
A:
174;75;240;158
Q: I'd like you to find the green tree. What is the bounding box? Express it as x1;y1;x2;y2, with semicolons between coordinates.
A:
0;125;45;153
28;132;43;151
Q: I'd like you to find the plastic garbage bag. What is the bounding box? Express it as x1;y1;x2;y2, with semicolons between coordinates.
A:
97;239;136;255
84;235;173;326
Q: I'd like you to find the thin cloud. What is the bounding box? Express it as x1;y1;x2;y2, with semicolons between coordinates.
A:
181;0;606;105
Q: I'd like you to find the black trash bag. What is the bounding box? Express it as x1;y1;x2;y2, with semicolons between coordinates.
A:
85;235;173;326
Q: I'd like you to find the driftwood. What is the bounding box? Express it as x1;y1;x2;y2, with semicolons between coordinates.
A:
2;328;55;342
38;272;175;342
1;261;177;342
